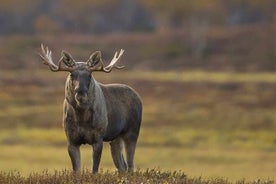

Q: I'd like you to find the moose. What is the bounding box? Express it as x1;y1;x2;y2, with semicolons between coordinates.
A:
39;44;142;173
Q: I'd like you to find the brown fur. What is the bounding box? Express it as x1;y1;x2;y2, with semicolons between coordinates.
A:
63;62;142;173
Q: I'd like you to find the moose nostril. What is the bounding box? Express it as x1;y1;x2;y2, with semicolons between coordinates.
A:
75;87;87;95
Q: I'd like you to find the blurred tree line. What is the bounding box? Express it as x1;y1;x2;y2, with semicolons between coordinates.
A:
0;0;274;34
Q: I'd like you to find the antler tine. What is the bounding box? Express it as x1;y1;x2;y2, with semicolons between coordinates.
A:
39;44;57;71
39;44;73;72
101;49;125;73
89;49;125;73
107;49;125;70
110;49;124;65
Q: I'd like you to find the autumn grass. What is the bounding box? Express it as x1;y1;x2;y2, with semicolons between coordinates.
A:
0;169;227;184
112;71;276;83
1;70;276;182
0;128;276;181
3;70;276;130
1;169;276;184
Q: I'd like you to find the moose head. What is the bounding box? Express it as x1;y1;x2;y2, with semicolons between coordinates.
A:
39;44;124;109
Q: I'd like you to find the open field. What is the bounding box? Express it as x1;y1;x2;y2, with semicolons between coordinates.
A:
0;128;276;181
1;70;276;182
2;70;276;130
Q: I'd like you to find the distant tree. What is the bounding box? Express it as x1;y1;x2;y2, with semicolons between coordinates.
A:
0;0;274;34
92;0;156;33
34;15;63;34
224;0;265;26
0;0;40;34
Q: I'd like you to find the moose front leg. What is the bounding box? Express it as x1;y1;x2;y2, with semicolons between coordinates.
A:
92;140;103;173
68;144;81;171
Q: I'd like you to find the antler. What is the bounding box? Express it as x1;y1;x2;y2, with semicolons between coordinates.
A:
90;49;125;73
39;44;73;72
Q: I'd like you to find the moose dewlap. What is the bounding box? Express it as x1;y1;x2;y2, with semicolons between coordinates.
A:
39;44;142;173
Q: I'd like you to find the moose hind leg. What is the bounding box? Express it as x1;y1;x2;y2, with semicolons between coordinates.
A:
124;137;138;172
68;144;81;171
110;138;127;172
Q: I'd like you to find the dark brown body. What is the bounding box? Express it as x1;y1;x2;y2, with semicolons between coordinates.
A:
63;73;142;173
102;84;142;142
39;45;141;173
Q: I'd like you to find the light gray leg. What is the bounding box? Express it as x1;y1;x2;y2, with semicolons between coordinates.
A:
68;144;81;171
110;138;127;172
92;141;103;173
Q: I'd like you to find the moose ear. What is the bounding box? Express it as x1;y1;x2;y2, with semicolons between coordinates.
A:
61;51;75;67
87;51;102;67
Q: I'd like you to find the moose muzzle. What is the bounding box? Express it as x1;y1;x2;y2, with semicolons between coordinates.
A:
75;87;89;108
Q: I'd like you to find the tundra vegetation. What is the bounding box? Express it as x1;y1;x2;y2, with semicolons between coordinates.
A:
1;68;276;183
0;2;276;182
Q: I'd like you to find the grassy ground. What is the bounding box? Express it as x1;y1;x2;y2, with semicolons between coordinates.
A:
1;169;275;184
2;70;276;130
0;128;276;181
1;70;276;182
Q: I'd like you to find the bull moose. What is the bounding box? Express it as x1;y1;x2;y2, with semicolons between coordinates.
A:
39;44;142;173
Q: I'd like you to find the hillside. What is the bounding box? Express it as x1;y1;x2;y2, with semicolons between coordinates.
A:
0;22;275;72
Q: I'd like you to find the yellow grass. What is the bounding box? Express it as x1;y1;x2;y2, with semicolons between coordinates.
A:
0;128;275;181
110;71;276;83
